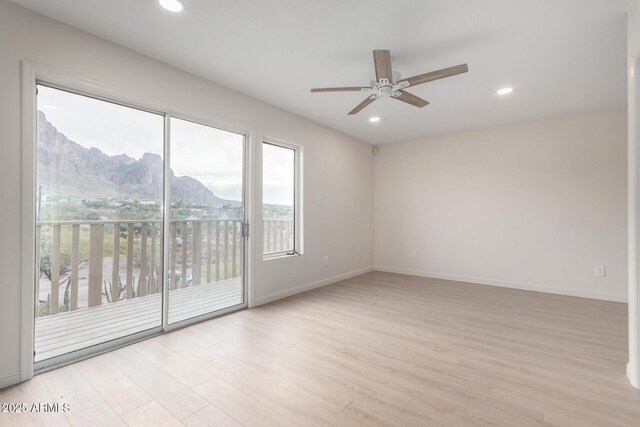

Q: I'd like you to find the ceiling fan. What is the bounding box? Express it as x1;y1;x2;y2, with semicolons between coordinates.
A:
310;50;468;115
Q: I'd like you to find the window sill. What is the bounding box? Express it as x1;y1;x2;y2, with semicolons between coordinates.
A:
263;251;301;261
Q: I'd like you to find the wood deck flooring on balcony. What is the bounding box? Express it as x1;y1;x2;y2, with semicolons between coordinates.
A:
35;277;243;362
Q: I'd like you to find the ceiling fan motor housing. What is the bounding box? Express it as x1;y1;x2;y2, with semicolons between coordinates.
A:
377;84;393;98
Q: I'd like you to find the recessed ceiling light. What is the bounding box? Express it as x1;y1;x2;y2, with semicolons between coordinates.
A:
497;87;513;95
159;0;184;12
369;117;380;123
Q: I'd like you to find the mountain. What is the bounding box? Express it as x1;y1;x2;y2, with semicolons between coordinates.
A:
37;111;227;206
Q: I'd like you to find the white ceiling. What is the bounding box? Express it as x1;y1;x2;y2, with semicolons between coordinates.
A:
11;0;629;144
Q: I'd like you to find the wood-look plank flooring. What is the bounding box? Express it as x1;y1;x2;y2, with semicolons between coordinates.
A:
2;271;639;426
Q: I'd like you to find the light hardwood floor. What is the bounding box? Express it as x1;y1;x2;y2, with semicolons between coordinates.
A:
1;271;639;426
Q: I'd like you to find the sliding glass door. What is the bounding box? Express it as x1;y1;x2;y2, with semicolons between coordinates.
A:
34;85;165;364
167;118;246;324
34;84;246;367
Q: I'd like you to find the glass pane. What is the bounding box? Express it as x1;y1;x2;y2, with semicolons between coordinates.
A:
35;85;164;362
168;117;245;324
263;143;295;254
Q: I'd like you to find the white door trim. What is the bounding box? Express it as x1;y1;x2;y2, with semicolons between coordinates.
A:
628;53;640;389
20;62;37;382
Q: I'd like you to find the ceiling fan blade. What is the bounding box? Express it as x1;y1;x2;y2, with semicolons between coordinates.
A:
373;50;393;82
392;90;429;108
399;64;468;88
348;94;378;115
310;87;371;93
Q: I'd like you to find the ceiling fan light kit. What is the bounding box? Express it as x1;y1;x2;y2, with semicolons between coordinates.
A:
311;50;469;115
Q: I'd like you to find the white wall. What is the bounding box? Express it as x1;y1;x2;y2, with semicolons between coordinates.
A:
0;0;374;387
627;0;640;389
375;109;628;302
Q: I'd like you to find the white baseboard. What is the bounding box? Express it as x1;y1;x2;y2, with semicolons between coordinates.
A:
254;266;374;307
0;371;21;390
629;362;640;389
374;266;628;303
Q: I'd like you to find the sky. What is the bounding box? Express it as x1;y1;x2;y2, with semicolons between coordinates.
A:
38;85;294;205
263;143;294;206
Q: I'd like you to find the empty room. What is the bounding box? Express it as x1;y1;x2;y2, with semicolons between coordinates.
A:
1;0;640;426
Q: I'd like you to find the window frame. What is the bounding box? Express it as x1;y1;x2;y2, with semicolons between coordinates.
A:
262;137;303;260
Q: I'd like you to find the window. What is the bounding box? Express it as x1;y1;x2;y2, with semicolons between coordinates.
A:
262;141;301;257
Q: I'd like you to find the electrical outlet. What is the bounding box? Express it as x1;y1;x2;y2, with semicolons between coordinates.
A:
324;255;329;267
409;249;417;259
316;195;323;205
594;265;606;277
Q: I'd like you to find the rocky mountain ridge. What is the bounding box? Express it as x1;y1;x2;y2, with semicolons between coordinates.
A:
37;111;227;206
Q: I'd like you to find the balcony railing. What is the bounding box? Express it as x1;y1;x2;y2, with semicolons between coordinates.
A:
263;218;294;254
36;217;294;317
35;218;245;317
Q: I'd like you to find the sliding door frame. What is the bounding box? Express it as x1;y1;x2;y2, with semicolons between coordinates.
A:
20;61;255;381
162;115;251;332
